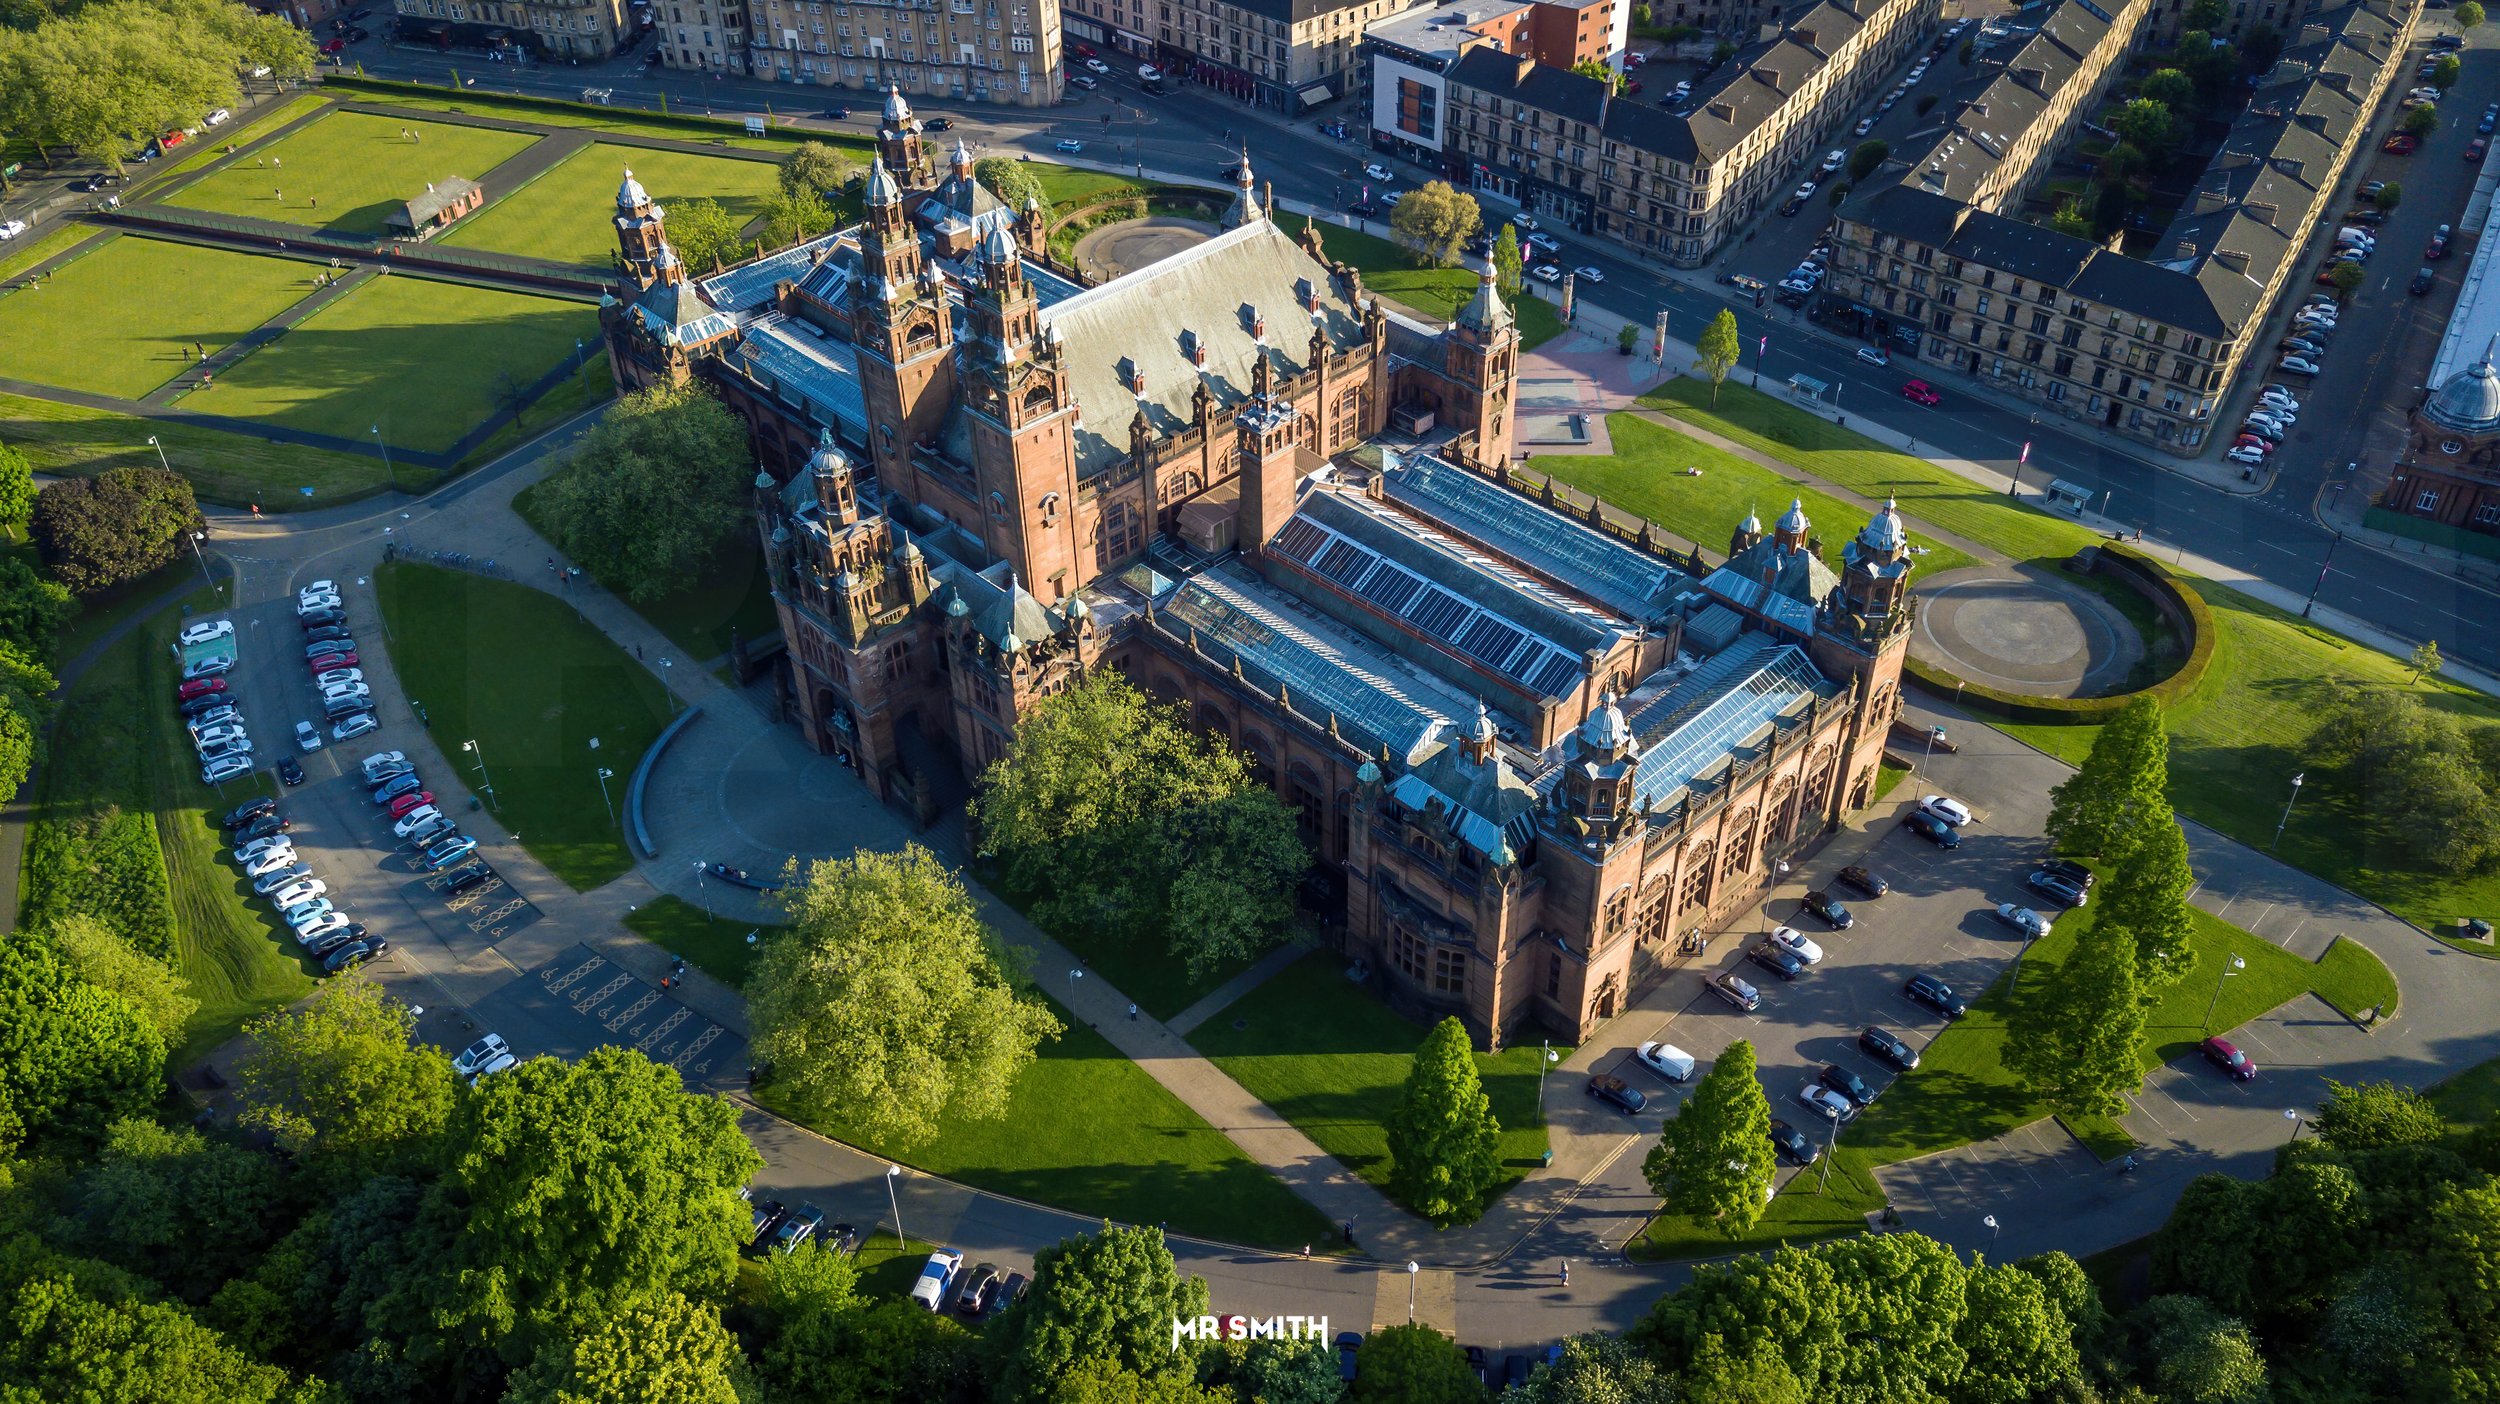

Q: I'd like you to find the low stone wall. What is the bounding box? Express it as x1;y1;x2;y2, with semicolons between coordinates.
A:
1903;541;2215;724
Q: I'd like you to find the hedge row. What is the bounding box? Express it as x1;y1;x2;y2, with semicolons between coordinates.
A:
1902;541;2216;725
320;76;873;154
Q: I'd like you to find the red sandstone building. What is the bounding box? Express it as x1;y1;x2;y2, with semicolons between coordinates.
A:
599;92;1912;1046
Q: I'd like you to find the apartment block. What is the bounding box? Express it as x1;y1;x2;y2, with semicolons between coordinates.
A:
1361;0;1627;168
389;0;633;57
655;0;749;69
1441;0;1939;265
1876;0;2141;216
1063;0;1513;110
745;0;1063;104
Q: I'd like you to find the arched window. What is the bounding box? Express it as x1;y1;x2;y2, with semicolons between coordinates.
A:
1767;776;1802;844
1871;683;1898;724
1679;842;1716;911
1723;807;1758;879
1603;885;1633;937
1802;744;1837;821
1023;384;1056;414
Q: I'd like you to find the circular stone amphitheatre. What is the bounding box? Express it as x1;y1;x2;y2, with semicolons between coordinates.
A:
1910;567;2145;698
1070;216;1215;279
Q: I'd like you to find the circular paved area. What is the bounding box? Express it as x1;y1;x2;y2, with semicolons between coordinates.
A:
1070;216;1214;279
1910;566;2145;697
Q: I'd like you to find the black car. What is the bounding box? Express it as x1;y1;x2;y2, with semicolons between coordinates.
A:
823;1222;859;1256
1746;942;1804;982
306;930;357;959
222;796;279;828
236;814;291;842
444;864;494;895
991;1270;1028;1316
1819;1063;1876;1107
300;606;345;627
954;1260;1000;1314
1901;811;1962;848
181;693;234;719
2026;870;2090;908
820;105;851;119
277;758;306;787
1586;1074;1647;1114
321;941;376;973
1904;973;1966;1019
923;116;954;131
2344;207;2386;224
774;1203;825;1254
1768;1119;1818;1165
1859;1027;1920;1071
2035;858;2095;889
748;1198;787;1250
2412;267;2438;296
305;624;353;645
1799;890;1853;930
1336;1332;1362;1382
1836;864;1888;898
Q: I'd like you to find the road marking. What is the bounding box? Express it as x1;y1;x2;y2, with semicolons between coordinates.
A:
639;1007;693;1058
544;956;605;996
574;972;633;1014
606;990;662;1032
468;897;528;934
673;1023;724;1071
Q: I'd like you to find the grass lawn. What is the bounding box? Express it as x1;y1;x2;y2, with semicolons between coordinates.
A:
760;989;1336;1249
21;585;313;1067
1275;213;1566;350
1631;900;2396;1260
194;274;598;453
1636;378;2500;939
373;560;674;890
0;222;101;282
448;348;615;473
163;110;540;236
154;95;333;181
1190;952;1560;1218
325;77;878;158
1028;164;1148;209
0;236;317;400
1530;414;1980;575
2430;1055;2500;1127
0;389;404;506
624;893;779;989
1872;756;1912;804
442;142;783;267
514;466;780;661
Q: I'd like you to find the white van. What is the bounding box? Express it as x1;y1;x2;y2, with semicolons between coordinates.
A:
910;1248;964;1311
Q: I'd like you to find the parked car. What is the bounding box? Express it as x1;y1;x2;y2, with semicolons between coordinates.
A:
387;791;437;819
1797;1083;1855;1122
308;652;361;673
322;940;383;973
1586;1074;1647;1113
291;720;323;752
1820;1063;1876;1107
443;864;495;895
407;817;457;849
2412;266;2439;296
179;619;234;647
277;757;306;786
1855;345;1891;366
244;848;301;880
268;878;327;909
1836;865;1888;897
373;772;424;803
179;693;232;719
1364;162;1396;181
2026;870;2090;907
774;1203;826;1255
250;863;312;896
1635;1041;1696;1082
176;676;228;702
1707;971;1762;1012
2383;133;2420;154
2226;446;2270;468
332;711;379;742
952;1259;1001;1313
2471;137;2489;162
746;1196;788;1250
296;914;352;947
281;897;335;928
1919;794;1973;826
2278;356;2322;375
1768;1119;1818;1165
1903;973;1967;1019
2200;1036;2259;1081
453;1033;511;1078
1994;903;2056;938
1747;942;1805;982
2036;858;2096;888
1902;809;1961;847
2428;227;2452;259
1798;890;1853;930
422;835;478;869
222;797;278;829
1901;379;1942;406
909;1249;965;1311
392;806;443;839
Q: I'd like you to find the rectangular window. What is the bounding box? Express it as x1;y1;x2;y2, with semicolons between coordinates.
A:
1431;947;1467;995
2418;489;2443;511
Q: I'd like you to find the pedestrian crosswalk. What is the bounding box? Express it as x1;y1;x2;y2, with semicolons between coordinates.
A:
534;949;733;1082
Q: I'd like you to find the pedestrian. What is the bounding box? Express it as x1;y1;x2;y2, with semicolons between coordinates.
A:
1127;1002;1138;1021
1301;1244;1310;1260
1341;1220;1355;1246
274;188;282;202
636;643;645;661
273;156;281;168
1560;1259;1570;1285
309;195;317;210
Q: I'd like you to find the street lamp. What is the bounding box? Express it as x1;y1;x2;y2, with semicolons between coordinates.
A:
2202;953;2246;1033
1068;966;1083;1000
185;530;215;590
2007;438;2031;498
461;738;498;810
1405;1261;1420;1321
885;1164;907;1248
370;424;399;492
2283;1107;2305;1144
1761;857;1791;936
2303;533;2344;619
693;859;712;920
1752;332;1767;388
2271;772;2306;850
1983;1213;2000;1252
1917;724;1945;778
146;434;172;475
595;766;617;826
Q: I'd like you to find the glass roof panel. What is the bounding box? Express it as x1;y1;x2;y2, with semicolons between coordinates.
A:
1622;641;1831;810
1383;453;1685;619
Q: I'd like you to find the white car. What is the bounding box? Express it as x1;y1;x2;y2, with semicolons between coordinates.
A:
1794;181;1817;201
1574;265;1605;283
322;683;372;703
1820;148;1846;173
1363;162;1395;182
2278;356;2322;375
1855;117;1876;136
294;720;324;752
1081;56;1109;72
268;878;327;909
296;914;351;946
315;668;365;689
393;806;444;839
251;863;311;896
1531;263;1564;283
909;1248;965;1311
244;848;300;880
466;1051;516;1082
1635;1041;1696;1082
1797;1084;1855;1122
0;219;27;241
1994;903;2055;939
453;1033;512;1078
333;712;379;742
204;107;232;126
1919;794;1972;826
179;619;234;647
2259;392;2301;413
1855;345;1891;366
1525;230;1561;252
199;737;254;761
2225;446;2269;467
1767;925;1826;965
196;724;250;748
300;578;338;599
236;834;292;864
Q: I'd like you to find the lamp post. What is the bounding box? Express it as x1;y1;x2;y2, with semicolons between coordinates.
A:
185;530;215;590
1761;857;1791;936
2284;1107;2305;1144
2302;532;2344;619
1983;1213;2000;1253
2271;772;2306;850
693;860;712;920
2202;953;2246;1033
595;766;616;826
146;434;172;475
461;738;498;810
885;1164;907;1248
1068;966;1082;1001
1917;724;1945;778
2008;438;2030;498
1752;333;1767;388
1405;1261;1420;1321
370;424;398;491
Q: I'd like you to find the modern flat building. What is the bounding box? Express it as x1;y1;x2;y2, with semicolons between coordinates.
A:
1441;0;1939;263
1060;0;1517;111
1828;0;2405;454
1360;0;1625;169
599;119;1911;1046
744;0;1064;104
388;0;633;58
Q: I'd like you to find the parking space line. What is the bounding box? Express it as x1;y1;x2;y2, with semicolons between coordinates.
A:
544;956;606;996
572;972;634;1015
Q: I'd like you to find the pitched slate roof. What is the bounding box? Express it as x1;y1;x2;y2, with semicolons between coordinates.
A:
950;560;1061;649
1393;739;1539;860
395;175;481;229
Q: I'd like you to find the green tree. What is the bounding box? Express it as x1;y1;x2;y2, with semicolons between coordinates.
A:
2413;1182;2500;1399
1636;1234;1971;1400
1231;1334;1347;1404
29;465;204;595
2099;139;2146;186
745;1236;860;1334
2131;1295;2270;1404
2111;99;2175;160
1493;223;1524;300
762;184;838;247
990;1224;1210;1402
70;1117;289;1303
779;138;856;196
0;1273;303;1403
1695;308;1742;405
2406;104;2440;137
235;977;454;1173
1161;786;1311;980
0;440;34;530
2185;0;2228;26
1388;180;1482;266
0;637;52;811
1569;56;1621;91
1846;139;1890;181
2330;260;2367;296
1643;1038;1774;1234
2174;30;2241;92
2096;807;2197;991
2433;52;2463;87
0;551;75;663
1351;1323;1481;1404
0;931;163;1152
976;155;1046;213
2412;638;2444;684
1676;1339;1807;1404
2374;180;2404;210
2049;198;2093;238
44;915;192;1041
1953;1260;2085;1404
1508;1333;1677;1403
2314;1079;2448;1151
503;1292;748;1404
749;844;1061;1146
2459;0;2485;26
662;196;747;274
0;0;310;174
762;1297;983;1404
537;381;754;604
2044;695;2167;858
2005;909;2144;1118
2014;1252;2107;1353
1384;1015;1503;1223
2141;67;2196;112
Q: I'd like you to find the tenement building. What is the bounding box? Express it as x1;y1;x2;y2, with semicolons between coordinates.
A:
737;0;1063;104
1360;0;1626;169
1060;0;1504;110
598;101;1912;1047
1442;0;1939;264
389;0;633;58
1827;0;2404;454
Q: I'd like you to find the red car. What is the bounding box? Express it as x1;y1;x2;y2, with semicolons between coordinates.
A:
177;676;228;701
320;35;345;52
2428;230;2452;259
1900;379;1942;406
2470;137;2489;162
2383;133;2419;155
307;652;359;672
2200;1036;2259;1081
386;791;436;819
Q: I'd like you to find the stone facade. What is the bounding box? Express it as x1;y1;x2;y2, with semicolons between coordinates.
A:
390;0;633;58
739;0;1064;105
